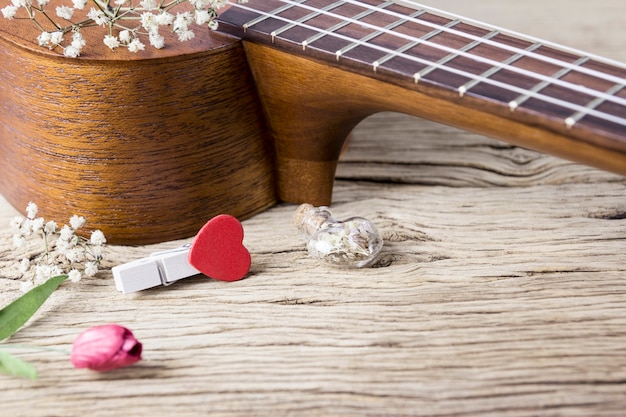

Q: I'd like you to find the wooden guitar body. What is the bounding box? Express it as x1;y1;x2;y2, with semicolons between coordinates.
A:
0;17;275;244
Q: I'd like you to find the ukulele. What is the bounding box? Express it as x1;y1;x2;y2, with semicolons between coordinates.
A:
0;0;624;244
217;0;626;203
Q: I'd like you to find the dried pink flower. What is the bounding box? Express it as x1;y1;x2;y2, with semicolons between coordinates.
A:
70;324;142;372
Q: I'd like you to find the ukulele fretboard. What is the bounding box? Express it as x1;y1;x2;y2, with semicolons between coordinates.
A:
219;0;626;148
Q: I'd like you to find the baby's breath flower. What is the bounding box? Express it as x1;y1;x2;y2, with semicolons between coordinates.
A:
44;220;58;234
50;31;64;46
149;31;164;49
59;225;74;242
31;217;45;232
72;0;86;9
34;264;62;284
73;31;85;44
127;38;145;53
155;11;174;26
140;11;158;33
68;269;82;283
65;247;84;263
69;214;86;230
84;261;98;277
55;5;74;20
33;266;50;282
69;32;86;55
64;44;81;57
87;7;108;26
195;9;211;25
2;0;234;55
55;239;71;256
9;216;23;232
19;218;32;236
119;29;132;44
173;12;192;34
37;31;51;47
25;202;38;219
10;203;107;297
1;5;17;19
188;0;204;8
139;0;157;9
103;34;120;49
18;258;30;274
177;29;195;42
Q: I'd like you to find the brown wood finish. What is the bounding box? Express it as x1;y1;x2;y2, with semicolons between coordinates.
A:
243;42;626;205
0;0;625;243
0;8;276;244
2;3;626;414
217;0;626;205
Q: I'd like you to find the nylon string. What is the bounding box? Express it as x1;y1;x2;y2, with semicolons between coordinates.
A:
226;0;626;128
278;0;626;109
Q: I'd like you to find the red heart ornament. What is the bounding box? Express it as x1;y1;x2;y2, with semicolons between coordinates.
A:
188;215;251;282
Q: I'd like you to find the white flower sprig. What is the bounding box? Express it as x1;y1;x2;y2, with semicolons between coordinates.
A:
1;0;248;57
10;202;106;292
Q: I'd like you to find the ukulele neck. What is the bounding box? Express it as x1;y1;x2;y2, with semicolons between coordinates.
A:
217;0;626;204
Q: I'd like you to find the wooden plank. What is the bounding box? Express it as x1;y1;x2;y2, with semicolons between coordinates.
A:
1;0;625;416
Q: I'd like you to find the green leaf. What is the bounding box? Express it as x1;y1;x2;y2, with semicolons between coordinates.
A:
0;349;38;379
0;275;68;341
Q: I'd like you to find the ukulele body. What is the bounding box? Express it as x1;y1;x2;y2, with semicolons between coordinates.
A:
0;21;276;244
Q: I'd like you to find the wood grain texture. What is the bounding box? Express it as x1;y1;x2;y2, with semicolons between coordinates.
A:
0;6;276;244
245;43;626;206
228;0;626;206
221;0;626;147
1;1;626;416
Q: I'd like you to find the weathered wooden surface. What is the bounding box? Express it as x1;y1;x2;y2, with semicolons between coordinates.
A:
1;1;625;415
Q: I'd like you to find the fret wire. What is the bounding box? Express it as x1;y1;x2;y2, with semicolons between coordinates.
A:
343;0;626;87
239;1;625;88
374;17;459;73
278;0;626;109
271;0;346;43
242;0;307;32
336;10;425;61
302;1;395;50
460;43;544;99
509;56;590;111
228;2;626;128
416;29;500;84
565;83;626;129
395;0;625;69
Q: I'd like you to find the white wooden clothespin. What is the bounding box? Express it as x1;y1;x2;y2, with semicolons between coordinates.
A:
112;214;252;294
112;245;200;293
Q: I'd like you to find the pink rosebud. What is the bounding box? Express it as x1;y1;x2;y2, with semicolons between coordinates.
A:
70;324;142;372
